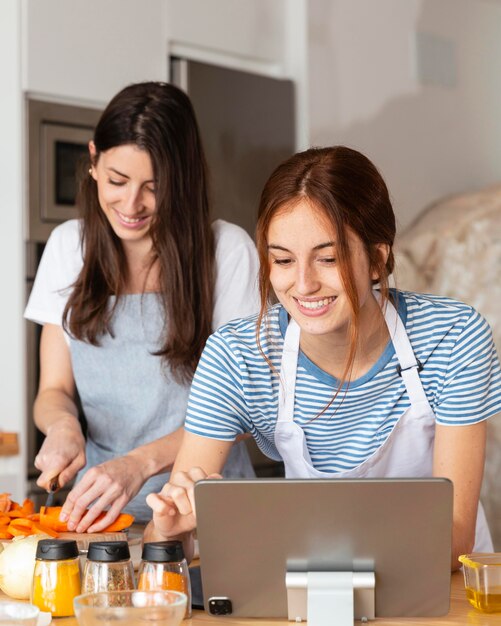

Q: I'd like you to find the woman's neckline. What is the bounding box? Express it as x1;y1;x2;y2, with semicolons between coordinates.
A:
110;291;160;298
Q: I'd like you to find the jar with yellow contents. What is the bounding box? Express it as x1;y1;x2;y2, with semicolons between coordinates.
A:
138;541;192;618
31;539;81;617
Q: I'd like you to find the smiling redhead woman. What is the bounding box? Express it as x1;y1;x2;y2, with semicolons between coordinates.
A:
24;82;259;533
145;145;501;570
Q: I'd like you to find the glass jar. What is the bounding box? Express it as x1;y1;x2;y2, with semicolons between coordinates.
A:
31;538;81;617
82;541;135;593
138;541;192;618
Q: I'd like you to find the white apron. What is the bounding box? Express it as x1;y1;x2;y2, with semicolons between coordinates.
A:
274;298;492;552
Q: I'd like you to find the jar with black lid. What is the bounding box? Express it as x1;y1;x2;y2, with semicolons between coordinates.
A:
138;540;192;618
82;540;135;593
31;538;81;617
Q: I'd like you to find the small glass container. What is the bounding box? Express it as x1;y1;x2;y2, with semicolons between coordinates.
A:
82;540;135;593
138;541;192;618
74;589;187;626
0;602;40;626
459;553;501;613
31;538;81;617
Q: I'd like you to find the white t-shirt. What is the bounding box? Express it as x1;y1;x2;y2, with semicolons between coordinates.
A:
25;218;260;331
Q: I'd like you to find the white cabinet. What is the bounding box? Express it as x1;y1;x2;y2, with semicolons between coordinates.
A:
24;0;167;105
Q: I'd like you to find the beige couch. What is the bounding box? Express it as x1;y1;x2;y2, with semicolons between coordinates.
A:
394;185;501;550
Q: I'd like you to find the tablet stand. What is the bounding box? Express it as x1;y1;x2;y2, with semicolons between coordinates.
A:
286;571;375;625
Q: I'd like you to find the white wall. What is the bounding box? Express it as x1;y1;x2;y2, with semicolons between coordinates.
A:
308;0;501;231
0;0;25;500
25;0;168;105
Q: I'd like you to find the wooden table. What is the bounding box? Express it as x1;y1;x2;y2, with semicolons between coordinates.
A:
2;571;501;625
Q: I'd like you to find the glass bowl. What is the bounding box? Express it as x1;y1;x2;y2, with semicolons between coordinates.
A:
73;589;187;626
0;601;40;625
458;553;501;613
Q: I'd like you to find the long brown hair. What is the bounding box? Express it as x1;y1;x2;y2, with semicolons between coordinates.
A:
63;82;214;382
255;146;395;385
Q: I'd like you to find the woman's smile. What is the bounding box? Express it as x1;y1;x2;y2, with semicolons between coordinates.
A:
294;295;337;316
112;208;152;229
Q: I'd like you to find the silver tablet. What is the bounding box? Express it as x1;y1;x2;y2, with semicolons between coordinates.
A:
195;478;452;620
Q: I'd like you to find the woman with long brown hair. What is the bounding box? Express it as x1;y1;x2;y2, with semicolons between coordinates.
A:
25;82;258;531
145;146;501;569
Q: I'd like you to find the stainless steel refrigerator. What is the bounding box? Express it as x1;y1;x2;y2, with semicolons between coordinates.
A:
171;57;295;238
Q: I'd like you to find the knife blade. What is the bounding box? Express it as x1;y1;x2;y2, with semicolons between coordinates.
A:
44;474;60;507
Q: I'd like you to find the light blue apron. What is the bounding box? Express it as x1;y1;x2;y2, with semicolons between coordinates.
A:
70;293;254;522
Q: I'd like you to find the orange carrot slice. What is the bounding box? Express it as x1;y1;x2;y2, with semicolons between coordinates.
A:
0;493;12;514
39;506;68;532
8;519;32;536
31;521;59;538
100;513;135;532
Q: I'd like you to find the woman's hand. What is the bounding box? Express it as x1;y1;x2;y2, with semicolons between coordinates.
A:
143;433;230;552
59;454;147;533
146;467;221;541
34;418;86;491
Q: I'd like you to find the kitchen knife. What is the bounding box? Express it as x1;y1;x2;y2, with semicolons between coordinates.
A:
44;474;60;507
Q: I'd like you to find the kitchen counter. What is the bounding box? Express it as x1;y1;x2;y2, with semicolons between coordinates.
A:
2;571;501;625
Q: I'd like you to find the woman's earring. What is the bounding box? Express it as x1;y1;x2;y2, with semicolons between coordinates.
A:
88;167;93;175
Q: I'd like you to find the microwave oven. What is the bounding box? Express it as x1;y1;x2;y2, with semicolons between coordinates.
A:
27;98;102;242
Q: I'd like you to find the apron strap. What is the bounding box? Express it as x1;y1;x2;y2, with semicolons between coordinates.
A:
383;298;429;406
278;318;300;423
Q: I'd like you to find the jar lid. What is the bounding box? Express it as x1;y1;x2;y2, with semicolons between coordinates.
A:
87;541;131;562
141;540;185;563
36;538;79;560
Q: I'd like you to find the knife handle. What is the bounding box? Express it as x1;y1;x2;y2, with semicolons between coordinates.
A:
48;475;60;492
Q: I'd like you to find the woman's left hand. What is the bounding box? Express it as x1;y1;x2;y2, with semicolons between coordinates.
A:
59;454;146;533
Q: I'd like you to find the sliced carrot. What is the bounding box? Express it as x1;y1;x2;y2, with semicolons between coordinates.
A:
8;520;32;536
31;521;59;538
19;498;35;515
0;493;11;514
9;528;31;537
100;513;135;532
9;518;32;529
6;510;29;518
40;506;68;532
43;506;63;517
0;498;133;538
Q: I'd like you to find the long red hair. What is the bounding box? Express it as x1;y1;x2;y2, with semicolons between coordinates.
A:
255;146;396;388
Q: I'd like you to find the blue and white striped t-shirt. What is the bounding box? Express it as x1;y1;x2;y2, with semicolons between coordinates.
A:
186;291;501;472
